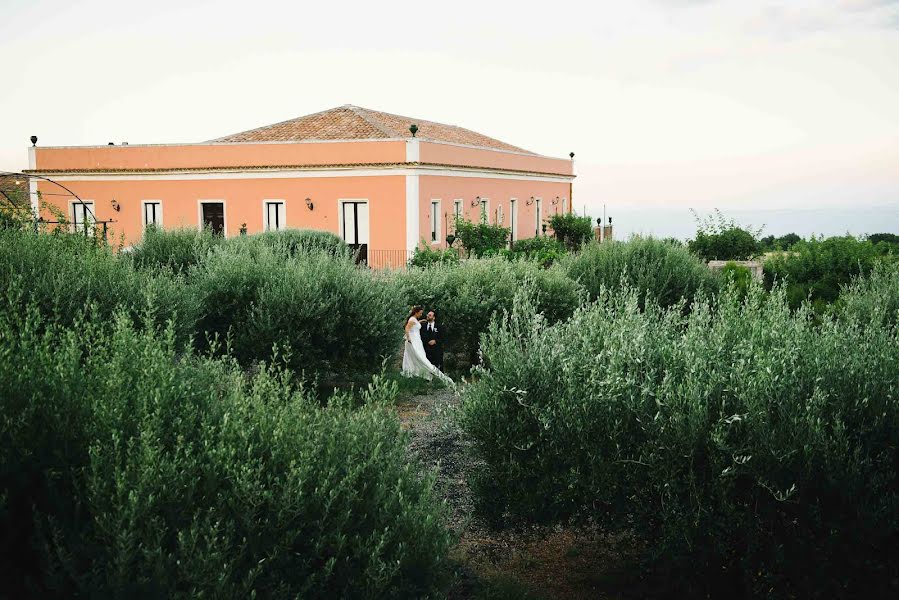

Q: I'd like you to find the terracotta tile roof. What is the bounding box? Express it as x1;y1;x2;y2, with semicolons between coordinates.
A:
211;105;536;154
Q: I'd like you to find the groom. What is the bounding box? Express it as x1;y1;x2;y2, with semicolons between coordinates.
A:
420;310;444;370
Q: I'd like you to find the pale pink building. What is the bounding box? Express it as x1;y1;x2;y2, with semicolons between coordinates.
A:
26;105;576;267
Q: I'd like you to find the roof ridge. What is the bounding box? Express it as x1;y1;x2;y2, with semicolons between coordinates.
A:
349;105;533;153
209;106;375;143
346;105;403;138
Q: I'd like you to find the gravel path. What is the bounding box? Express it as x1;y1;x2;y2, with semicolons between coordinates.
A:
398;387;640;600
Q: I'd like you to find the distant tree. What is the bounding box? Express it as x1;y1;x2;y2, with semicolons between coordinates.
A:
868;233;899;246
777;233;801;249
688;209;762;261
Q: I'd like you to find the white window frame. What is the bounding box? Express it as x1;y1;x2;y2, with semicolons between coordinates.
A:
263;199;286;232
198;199;227;237
142;200;163;230
496;203;504;226
453;199;463;223
562;197;569;214
430;199;441;244
70;200;96;235
510;198;518;241
479;198;490;223
535;198;542;236
338;198;370;246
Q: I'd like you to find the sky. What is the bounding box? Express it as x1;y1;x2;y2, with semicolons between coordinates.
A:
1;0;897;238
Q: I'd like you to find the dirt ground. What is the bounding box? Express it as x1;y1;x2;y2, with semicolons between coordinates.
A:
397;389;646;600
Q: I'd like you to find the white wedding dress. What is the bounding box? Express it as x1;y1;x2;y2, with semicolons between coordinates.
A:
402;317;453;385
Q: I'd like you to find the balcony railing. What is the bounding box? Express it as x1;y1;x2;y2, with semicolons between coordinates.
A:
352;247;465;269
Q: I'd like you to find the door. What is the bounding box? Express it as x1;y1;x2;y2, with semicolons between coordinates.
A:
201;202;225;236
341;201;369;264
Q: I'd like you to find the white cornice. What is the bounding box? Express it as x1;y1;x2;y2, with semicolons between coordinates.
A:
31;164;575;183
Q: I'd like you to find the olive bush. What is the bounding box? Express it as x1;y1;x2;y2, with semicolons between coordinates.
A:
0;228;196;343
129;226;223;274
462;280;899;597
561;237;718;308
192;243;403;380
0;289;451;598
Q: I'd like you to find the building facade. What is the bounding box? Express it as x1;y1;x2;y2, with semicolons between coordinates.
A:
26;105;575;267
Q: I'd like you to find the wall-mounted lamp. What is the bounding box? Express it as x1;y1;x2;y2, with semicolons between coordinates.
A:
305;197;314;211
111;199;120;212
551;197;559;205
526;196;534;206
470;196;480;207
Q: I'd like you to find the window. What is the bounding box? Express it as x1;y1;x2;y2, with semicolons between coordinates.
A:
453;199;462;222
480;198;489;223
562;197;569;214
71;200;95;235
264;200;286;231
496;203;504;226
535;198;542;236
340;200;370;246
199;201;226;236
143;201;162;229
430;200;441;243
510;198;518;241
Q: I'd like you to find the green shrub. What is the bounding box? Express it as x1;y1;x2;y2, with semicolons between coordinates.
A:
192;244;403;381
720;261;752;299
867;232;899;246
0;228;196;342
409;245;461;268
836;261;899;328
394;258;585;368
453;218;510;258
129;226;223;273
560;237;718;309
504;236;567;267
548;213;593;250
0;291;451;598
243;228;351;259
764;235;893;309
461;281;899;597
689;210;761;261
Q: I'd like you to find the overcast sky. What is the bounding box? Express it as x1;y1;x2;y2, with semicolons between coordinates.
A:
1;0;897;238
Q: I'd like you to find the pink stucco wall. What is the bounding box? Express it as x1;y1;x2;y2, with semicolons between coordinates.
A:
418;176;572;248
37;176;407;250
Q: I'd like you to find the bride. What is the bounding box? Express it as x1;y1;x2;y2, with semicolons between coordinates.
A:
402;306;453;385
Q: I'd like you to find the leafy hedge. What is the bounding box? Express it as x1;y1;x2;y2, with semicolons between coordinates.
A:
461;281;899;597
0;228;196;343
0;289;451;598
394;258;584;368
129;226;224;274
409;245;461;268
764;235;896;310
242;228;351;259
505;236;567;267
561;237;718;308
548;213;593;250
192;243;403;380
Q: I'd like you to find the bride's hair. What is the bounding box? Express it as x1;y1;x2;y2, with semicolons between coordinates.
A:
406;305;423;324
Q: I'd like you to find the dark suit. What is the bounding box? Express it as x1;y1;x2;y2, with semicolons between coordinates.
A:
420;320;443;369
